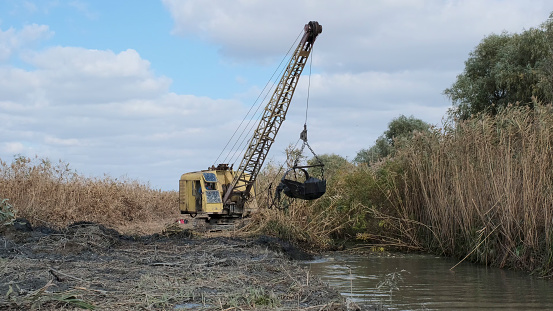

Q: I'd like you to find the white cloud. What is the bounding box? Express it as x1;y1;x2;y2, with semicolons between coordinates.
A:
161;0;551;165
0;23;52;61
5;47;173;106
44;136;82;146
67;0;99;20
0;26;248;189
23;48;152;77
2;2;552;190
3;142;25;154
162;0;550;71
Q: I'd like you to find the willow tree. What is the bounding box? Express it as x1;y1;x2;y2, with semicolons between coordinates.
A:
445;13;553;120
355;115;430;165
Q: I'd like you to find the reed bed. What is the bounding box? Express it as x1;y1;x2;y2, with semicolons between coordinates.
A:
245;161;371;250
0;156;179;234
394;103;553;274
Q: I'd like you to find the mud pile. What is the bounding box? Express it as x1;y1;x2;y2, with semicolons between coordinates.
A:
0;221;356;310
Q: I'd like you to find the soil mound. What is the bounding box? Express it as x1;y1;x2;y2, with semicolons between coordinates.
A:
252;235;315;260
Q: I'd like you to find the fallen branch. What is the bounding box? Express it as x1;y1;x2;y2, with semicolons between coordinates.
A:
49;268;86;283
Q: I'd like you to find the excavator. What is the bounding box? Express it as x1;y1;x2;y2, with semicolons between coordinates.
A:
179;21;325;223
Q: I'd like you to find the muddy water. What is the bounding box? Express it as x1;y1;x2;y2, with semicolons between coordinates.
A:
304;252;553;310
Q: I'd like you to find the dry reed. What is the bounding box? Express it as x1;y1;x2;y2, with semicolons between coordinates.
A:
245;161;368;250
392;102;553;274
0;156;179;234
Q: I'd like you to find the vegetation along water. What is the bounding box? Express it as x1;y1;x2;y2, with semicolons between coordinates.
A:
2;10;553;310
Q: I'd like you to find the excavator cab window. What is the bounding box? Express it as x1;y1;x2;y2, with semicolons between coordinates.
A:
201;173;221;203
203;172;218;183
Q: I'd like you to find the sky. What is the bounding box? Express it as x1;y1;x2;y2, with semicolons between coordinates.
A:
0;0;551;191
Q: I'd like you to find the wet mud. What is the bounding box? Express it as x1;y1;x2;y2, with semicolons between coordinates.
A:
0;221;363;310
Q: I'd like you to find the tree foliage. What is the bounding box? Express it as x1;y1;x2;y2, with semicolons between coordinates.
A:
355;137;392;165
355;115;430;165
384;115;430;145
307;153;350;180
445;13;553;119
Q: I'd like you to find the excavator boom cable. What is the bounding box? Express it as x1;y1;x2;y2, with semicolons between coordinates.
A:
226;62;288;166
213;30;304;167
305;46;314;126
179;21;324;221
222;21;323;205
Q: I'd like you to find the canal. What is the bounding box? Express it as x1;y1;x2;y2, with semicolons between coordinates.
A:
304;252;553;310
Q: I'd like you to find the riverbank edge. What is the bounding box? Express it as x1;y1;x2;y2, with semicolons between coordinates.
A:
0;221;391;310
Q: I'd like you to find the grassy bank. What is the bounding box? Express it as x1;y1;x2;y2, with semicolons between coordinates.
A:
0;156;179;235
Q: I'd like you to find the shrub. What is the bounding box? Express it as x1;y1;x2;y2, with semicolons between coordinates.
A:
0;198;16;225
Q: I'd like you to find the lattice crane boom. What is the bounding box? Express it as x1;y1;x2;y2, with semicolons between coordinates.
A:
222;21;322;205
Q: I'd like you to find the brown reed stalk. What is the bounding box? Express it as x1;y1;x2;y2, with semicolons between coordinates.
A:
391;102;553;274
246;161;366;250
0;156;179;234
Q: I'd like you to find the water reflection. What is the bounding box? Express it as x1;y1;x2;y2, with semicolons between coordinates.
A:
304;253;553;310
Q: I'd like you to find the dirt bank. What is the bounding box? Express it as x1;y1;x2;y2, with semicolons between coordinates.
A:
0;221;364;310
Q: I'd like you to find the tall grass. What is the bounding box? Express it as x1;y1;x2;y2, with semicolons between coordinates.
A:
244;161;362;249
393;103;553;274
246;159;403;250
0;156;179;234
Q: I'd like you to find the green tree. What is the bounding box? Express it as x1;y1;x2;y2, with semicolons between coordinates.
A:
384;115;430;145
355;136;391;165
355;115;430;165
307;153;350;179
539;14;553;99
445;13;553;119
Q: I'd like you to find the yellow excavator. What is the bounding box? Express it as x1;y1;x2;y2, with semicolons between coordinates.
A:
179;21;324;223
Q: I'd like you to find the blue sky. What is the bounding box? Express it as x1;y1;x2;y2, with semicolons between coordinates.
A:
0;0;265;98
0;0;551;190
